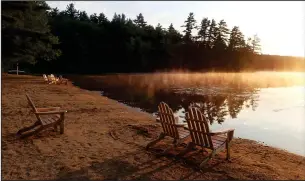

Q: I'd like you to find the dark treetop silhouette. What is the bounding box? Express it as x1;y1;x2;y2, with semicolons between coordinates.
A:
2;2;304;73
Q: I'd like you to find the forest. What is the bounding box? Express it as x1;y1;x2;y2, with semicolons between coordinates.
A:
2;1;305;74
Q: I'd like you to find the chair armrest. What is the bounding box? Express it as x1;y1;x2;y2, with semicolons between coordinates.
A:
156;117;186;127
175;124;186;128
209;128;235;136
35;110;67;115
183;125;189;130
36;107;61;112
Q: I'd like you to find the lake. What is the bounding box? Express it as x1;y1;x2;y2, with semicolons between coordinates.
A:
70;72;305;156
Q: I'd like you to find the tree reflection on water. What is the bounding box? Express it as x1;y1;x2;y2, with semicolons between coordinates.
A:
68;74;265;125
100;84;260;125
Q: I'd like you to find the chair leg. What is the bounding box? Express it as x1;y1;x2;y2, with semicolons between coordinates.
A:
17;121;40;135
53;124;58;132
176;142;195;158
175;139;186;148
159;144;176;156
226;141;231;160
60;115;65;134
173;139;178;146
199;150;216;168
200;147;209;154
60;122;64;134
146;132;165;150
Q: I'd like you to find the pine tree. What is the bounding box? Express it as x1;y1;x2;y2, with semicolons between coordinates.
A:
251;34;261;54
48;7;59;18
133;13;147;28
182;12;197;43
197;17;210;46
78;11;89;22
228;26;246;51
65;3;78;20
213;19;229;50
168;23;175;33
155;23;163;32
90;13;99;24
166;23;182;45
2;1;61;68
98;13;108;25
207;19;217;49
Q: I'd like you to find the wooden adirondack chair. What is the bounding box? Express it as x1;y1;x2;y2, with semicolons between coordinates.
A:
47;75;55;84
58;75;68;85
17;94;67;138
50;74;60;84
181;107;234;168
43;74;49;83
50;74;67;85
146;102;190;154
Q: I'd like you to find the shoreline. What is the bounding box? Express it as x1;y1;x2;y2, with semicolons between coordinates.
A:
2;74;305;180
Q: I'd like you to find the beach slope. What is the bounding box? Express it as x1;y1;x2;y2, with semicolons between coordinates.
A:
2;74;305;180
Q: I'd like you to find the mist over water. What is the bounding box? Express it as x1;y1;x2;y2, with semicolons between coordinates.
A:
70;72;305;156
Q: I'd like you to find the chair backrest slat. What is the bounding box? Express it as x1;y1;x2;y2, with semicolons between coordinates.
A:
25;94;42;122
158;102;179;139
26;94;37;112
186;107;213;149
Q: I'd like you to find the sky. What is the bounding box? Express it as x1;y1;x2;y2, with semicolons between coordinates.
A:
47;1;305;57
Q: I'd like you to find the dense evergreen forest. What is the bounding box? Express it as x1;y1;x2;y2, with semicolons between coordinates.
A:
2;1;304;74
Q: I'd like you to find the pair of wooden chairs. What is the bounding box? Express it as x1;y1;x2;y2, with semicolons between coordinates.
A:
146;102;235;168
43;74;68;85
17;94;67;138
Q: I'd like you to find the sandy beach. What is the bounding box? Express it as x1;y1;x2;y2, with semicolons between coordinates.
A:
2;74;305;180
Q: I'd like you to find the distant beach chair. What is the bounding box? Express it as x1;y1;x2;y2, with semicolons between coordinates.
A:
58;75;68;85
47;75;56;84
146;102;190;155
180;107;235;168
43;74;49;83
17;93;67;138
43;74;54;84
50;74;68;85
50;74;60;84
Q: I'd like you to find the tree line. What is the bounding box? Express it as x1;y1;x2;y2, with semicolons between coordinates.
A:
2;2;304;74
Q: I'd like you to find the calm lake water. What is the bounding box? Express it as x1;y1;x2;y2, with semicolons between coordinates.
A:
71;72;305;156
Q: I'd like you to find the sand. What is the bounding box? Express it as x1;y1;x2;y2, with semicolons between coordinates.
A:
2;74;305;180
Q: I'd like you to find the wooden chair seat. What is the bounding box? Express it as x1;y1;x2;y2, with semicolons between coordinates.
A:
178;127;190;139
40;115;61;126
211;135;227;149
